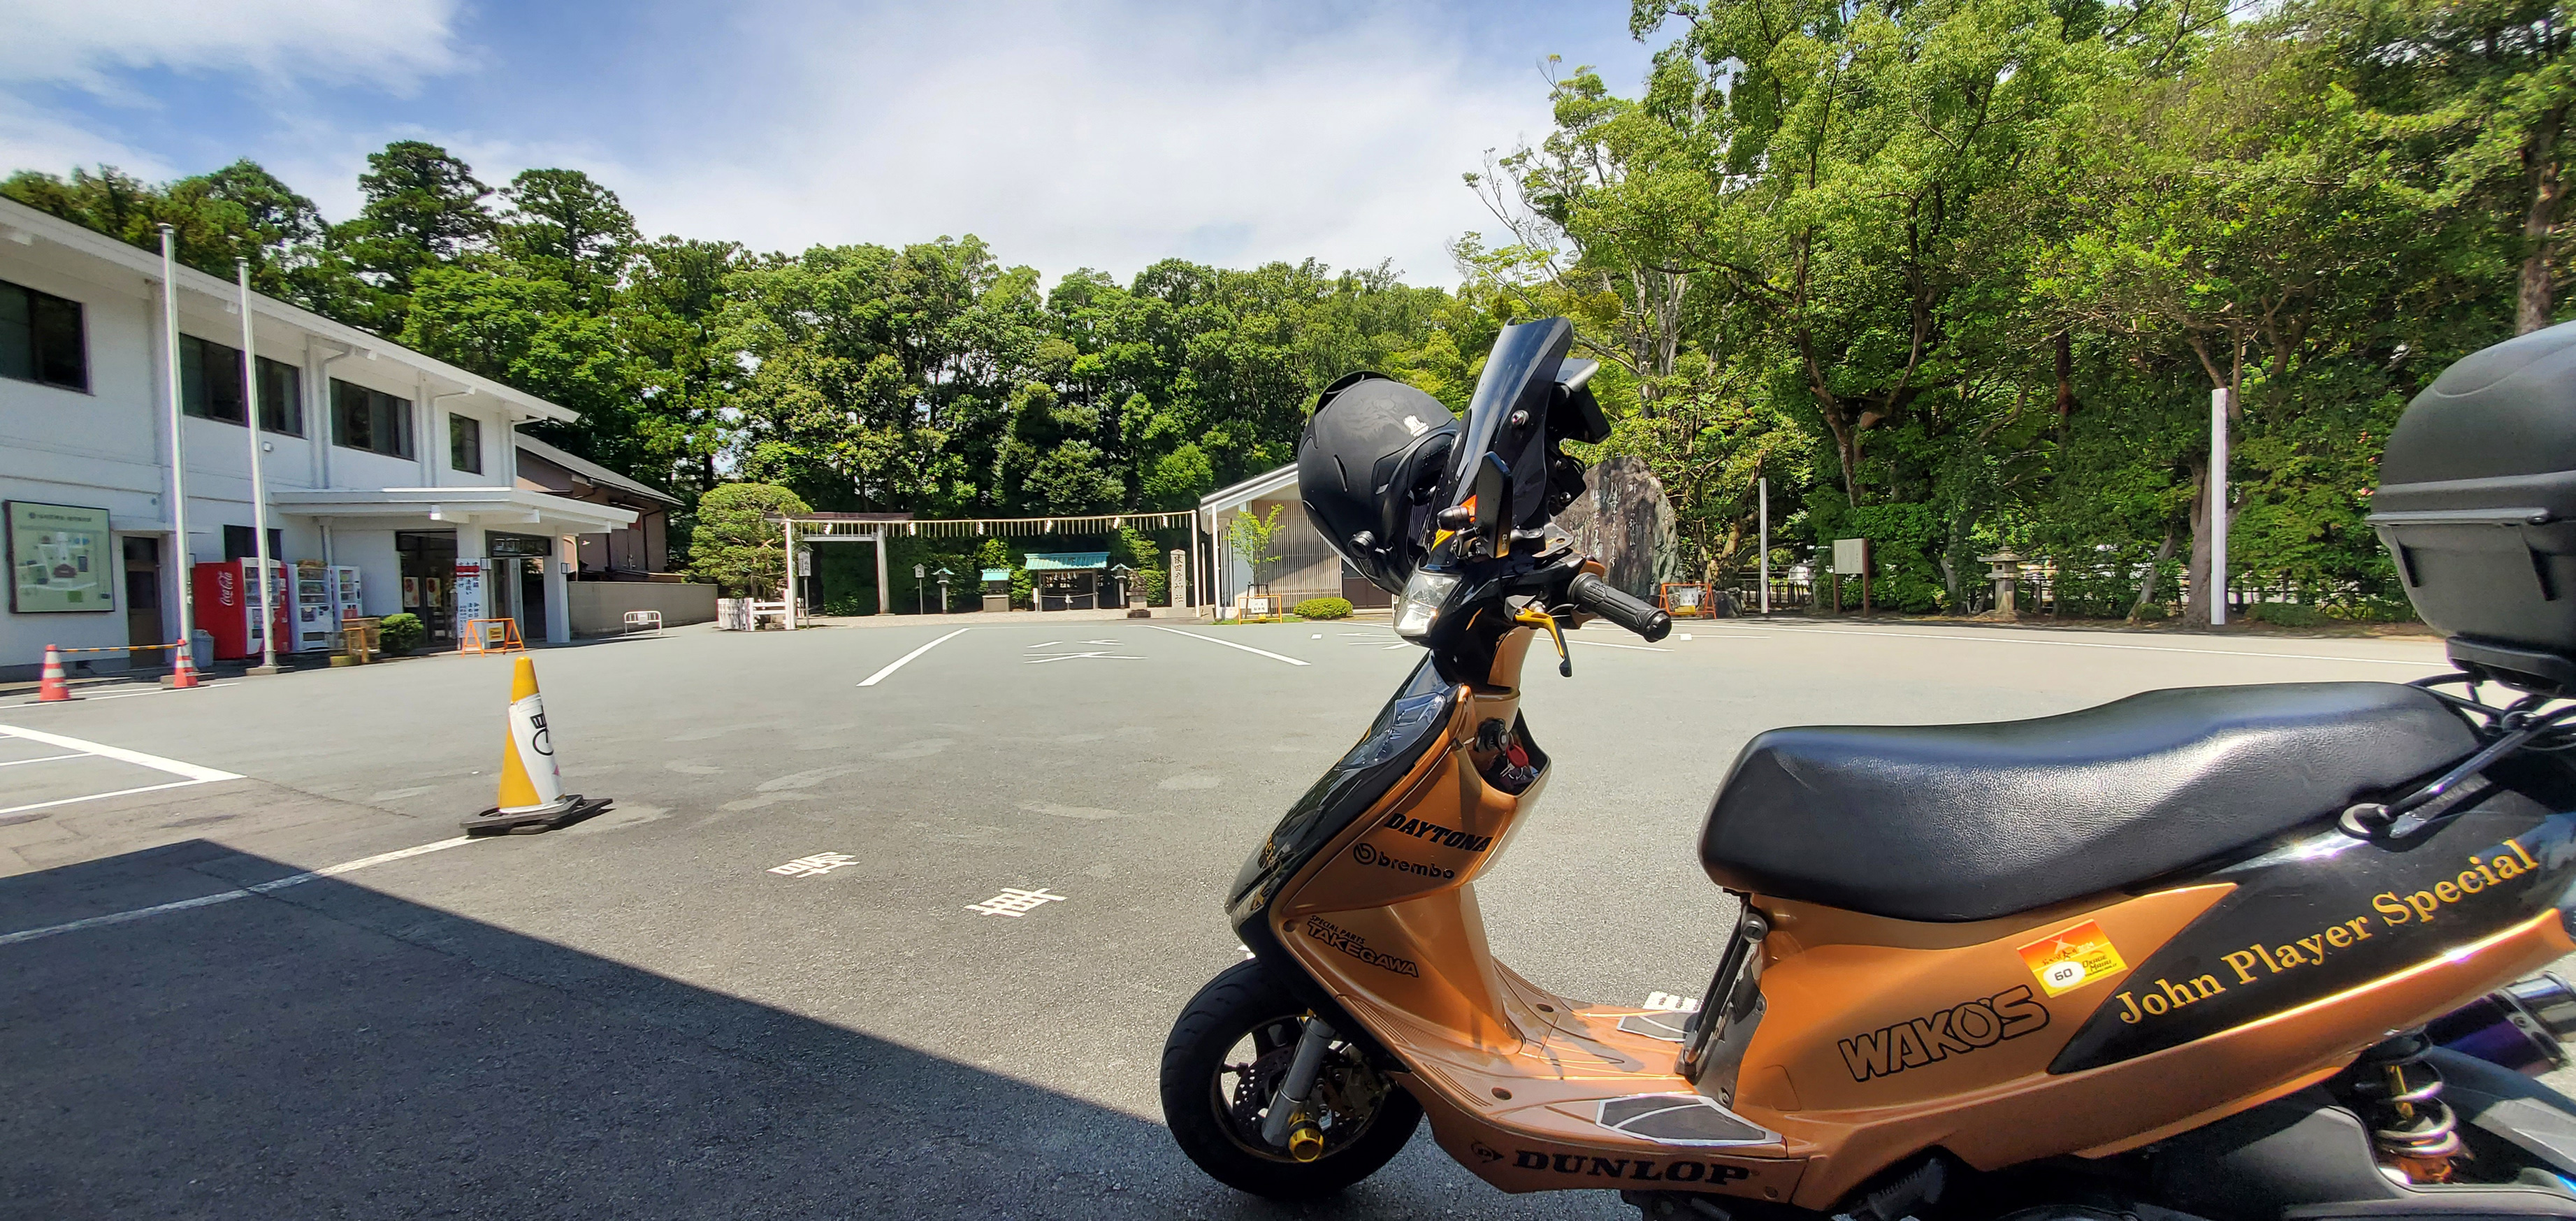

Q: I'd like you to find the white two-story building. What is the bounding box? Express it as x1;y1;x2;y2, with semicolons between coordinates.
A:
0;195;637;678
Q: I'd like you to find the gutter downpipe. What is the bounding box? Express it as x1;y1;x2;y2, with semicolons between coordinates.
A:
158;226;196;665
312;338;354;489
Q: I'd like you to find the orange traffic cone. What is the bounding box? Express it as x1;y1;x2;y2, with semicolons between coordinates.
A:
463;656;609;835
37;645;74;702
167;638;201;689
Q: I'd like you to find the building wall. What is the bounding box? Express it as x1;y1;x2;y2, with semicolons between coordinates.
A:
1235;496;1339;605
519;450;671;577
567;580;717;636
1;219;547;675
328;528;405;619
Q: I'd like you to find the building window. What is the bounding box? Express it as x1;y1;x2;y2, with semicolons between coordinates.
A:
258;357;302;435
181;335;302;433
449;413;483;474
180;335;247;424
222;524;283;560
0;278;89;392
331;378;413;458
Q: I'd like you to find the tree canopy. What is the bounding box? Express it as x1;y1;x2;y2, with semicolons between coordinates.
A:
6;0;2561;619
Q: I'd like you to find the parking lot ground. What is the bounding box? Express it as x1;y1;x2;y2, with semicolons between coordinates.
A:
0;616;2526;1219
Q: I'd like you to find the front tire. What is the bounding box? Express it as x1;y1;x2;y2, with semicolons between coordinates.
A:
1159;958;1421;1199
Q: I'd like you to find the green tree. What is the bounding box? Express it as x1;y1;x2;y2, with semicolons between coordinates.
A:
338;140;495;329
498;168;639;305
1227;505;1289;589
686;482;811;595
0;161;366;319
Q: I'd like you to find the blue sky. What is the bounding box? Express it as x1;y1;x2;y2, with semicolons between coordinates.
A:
1;1;1668;287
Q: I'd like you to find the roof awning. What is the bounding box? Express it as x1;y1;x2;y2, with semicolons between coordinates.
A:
1199;463;1298;514
981;568;1011;582
268;486;639;533
1022;551;1109;572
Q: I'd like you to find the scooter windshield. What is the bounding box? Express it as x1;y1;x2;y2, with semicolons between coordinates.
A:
1432;317;1573;549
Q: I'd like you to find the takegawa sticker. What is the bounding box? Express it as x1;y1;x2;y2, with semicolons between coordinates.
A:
2016;920;2127;997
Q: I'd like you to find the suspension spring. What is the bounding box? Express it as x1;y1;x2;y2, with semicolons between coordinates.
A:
2345;1033;2465;1180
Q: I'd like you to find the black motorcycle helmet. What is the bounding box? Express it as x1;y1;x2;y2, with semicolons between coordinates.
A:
1297;372;1459;594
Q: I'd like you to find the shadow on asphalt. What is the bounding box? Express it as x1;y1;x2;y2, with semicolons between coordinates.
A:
0;841;1579;1220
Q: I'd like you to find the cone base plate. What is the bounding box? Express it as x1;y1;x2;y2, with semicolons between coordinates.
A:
463;794;612;835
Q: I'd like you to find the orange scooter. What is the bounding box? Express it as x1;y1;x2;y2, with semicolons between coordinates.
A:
1162;317;2576;1221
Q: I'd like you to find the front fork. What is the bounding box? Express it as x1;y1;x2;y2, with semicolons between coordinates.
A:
1261;1015;1338;1162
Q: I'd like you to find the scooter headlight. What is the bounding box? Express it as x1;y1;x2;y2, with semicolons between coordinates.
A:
1392;570;1460;641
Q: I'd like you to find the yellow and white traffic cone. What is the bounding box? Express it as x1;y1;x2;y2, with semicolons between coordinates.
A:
465;656;610;834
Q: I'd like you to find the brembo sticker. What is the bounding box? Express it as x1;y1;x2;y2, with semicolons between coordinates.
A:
1380;811;1493;853
1351;842;1456;879
1303;916;1420;977
1837;985;2050;1082
2016;920;2128;997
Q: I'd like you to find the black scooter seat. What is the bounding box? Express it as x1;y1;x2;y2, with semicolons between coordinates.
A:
1699;682;2477;923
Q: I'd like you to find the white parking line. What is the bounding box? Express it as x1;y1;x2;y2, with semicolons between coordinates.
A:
5;681;240;708
1569;639;1670;653
0;723;241;781
858;628;971;686
0;753;82;767
1146;626;1310;666
1700;624;2438;667
0;835;477;948
0;779;215;818
0;724;247;818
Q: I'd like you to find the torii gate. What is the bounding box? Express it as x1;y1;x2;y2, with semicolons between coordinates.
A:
775;512;910;629
772;509;1201;628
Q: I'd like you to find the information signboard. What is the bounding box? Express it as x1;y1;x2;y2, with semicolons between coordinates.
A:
452;557;488;641
6;500;113;614
1833;537;1871;575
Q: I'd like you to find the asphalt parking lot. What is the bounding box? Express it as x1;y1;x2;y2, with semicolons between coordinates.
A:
0;615;2476;1219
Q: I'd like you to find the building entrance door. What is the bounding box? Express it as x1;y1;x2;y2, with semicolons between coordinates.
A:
396;530;458;650
517;558;544;640
122;536;164;656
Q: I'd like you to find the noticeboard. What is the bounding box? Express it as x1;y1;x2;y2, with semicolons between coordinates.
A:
1832;537;1871;575
7;500;114;614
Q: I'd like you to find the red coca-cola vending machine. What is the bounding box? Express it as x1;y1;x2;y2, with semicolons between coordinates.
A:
191;558;291;660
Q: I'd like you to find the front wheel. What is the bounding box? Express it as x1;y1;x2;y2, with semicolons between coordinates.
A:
1159;958;1421;1199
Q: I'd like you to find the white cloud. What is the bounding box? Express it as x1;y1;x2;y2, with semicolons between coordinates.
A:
612;2;1563;286
0;0;464;92
0;105;178;182
0;0;1647;289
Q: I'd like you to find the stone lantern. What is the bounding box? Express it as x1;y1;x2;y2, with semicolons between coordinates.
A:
1980;549;2023;621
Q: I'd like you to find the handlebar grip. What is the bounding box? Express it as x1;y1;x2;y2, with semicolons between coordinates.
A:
1567;574;1672;642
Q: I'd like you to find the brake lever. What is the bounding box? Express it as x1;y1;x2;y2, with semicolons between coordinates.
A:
1514;605;1572;677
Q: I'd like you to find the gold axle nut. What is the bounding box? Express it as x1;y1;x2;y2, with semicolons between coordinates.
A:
1287;1120;1326;1163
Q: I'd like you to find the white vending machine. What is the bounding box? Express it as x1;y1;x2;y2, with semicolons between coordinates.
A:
331;565;363;622
293;561;333;653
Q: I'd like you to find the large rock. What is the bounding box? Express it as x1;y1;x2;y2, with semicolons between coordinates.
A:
1553;455;1681;600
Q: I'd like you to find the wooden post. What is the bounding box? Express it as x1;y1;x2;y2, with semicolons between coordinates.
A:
1862;540;1873;616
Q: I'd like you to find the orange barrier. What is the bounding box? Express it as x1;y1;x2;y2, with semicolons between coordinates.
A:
461;618;526;656
36;640;193;698
1658;583;1716;618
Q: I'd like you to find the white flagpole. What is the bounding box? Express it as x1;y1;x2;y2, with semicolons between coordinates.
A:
238;258;277;671
1758;477;1770;616
2210;387;2229;627
159;225;196;665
